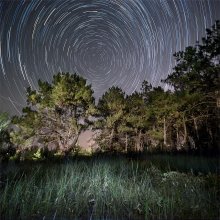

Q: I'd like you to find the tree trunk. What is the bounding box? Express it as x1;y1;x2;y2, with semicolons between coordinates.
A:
59;133;80;156
68;133;79;150
136;130;142;152
109;128;114;150
139;130;143;151
207;127;213;145
58;137;64;152
176;127;180;148
125;133;128;153
193;117;199;140
183;115;188;146
163;117;167;147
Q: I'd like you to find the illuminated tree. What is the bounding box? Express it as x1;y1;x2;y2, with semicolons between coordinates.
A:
11;73;95;158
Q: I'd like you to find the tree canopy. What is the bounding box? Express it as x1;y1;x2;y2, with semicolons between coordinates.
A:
11;73;95;159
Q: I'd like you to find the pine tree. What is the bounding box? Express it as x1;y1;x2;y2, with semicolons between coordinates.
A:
11;73;95;158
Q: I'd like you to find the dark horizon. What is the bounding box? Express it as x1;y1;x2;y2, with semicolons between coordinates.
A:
0;0;220;115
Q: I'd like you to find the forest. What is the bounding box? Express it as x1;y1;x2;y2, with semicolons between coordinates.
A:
0;21;219;161
0;21;219;220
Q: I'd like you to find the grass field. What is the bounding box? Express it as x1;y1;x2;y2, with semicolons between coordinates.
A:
0;155;219;219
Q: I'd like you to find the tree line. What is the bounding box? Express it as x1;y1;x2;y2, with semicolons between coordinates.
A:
0;21;219;160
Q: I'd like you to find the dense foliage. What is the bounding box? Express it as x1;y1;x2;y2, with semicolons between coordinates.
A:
95;21;219;154
10;73;95;159
0;112;15;161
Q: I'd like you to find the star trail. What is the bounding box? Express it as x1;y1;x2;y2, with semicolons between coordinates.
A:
0;0;219;115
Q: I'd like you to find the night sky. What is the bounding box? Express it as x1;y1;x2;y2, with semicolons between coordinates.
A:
0;0;219;115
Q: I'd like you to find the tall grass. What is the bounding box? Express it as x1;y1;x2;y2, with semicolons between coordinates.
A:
142;154;220;174
0;157;219;219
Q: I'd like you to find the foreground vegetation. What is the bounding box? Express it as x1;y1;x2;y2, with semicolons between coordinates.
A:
0;156;219;220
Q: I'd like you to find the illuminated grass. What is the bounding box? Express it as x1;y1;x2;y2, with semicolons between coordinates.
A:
0;157;219;219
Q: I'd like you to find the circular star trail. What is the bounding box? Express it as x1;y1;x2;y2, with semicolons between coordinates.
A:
0;0;219;115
